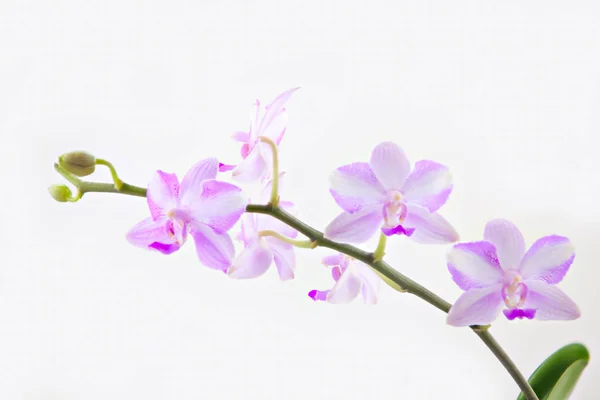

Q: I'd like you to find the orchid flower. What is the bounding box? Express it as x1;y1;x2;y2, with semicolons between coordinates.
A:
446;219;580;326
126;158;246;271
309;253;382;304
231;87;299;182
325;141;458;244
227;176;298;280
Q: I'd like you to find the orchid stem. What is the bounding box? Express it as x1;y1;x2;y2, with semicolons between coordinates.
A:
258;136;279;206
373;233;387;262
53;163;147;198
48;167;538;400
258;230;317;248
95;158;124;190
246;204;539;400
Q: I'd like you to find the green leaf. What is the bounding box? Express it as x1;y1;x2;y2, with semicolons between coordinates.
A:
517;343;590;400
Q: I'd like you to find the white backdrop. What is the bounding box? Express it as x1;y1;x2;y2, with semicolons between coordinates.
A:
1;1;599;399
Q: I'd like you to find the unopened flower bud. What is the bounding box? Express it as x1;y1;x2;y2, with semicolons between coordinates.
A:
59;151;96;177
48;184;73;202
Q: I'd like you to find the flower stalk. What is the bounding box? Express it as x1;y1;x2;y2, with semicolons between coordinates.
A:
258;136;280;206
48;166;539;400
258;230;317;249
373;233;387;262
95;158;124;190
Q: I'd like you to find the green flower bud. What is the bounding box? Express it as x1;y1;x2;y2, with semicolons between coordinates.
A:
48;184;73;202
59;151;96;177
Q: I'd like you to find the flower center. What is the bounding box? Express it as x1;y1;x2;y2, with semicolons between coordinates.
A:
165;208;190;243
502;270;527;309
383;190;407;228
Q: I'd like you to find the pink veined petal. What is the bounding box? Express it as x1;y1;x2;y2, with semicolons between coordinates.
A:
257;87;299;141
188;180;246;233
147;171;180;219
227;240;274;279
447;241;503;290
519;235;575;284
324;205;383;244
329;162;386;213
483;219;526;271
179;158;219;207
238;214;258;246
232;145;268;182
446;284;504;327
369;141;411;190
190;223;235;271
401;160;453;213
356;263;382;305
522;280;580;320
403;203;459;244
267;240;296;281
322;254;346;267
126;217;178;252
326;264;363;304
232;130;250;142
218;163;236;172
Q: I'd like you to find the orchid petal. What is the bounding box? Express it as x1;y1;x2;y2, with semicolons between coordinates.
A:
356;264;382;305
520;235;575;284
227;240;274;279
147;171;180;219
446;284;504;326
401;160;453;212
189;180;246;233
268;240;296;281
523;280;580;320
403;203;459;244
258;87;298;142
232;145;268;182
369;141;411;190
483;219;526;271
126;217;179;253
218;163;236;172
238;214;258;246
322;254;346;267
232;131;250;142
326;264;363;304
190;223;235;271
179;158;219;207
329;162;386;213
447;241;503;290
324;205;383;243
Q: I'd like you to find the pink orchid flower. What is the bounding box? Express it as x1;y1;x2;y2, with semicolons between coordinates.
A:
446;219;580;326
126;158;247;271
227;176;298;280
231;87;299;182
309;254;382;304
325;141;458;244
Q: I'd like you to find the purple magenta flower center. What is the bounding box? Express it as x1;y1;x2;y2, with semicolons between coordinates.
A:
165;208;191;244
383;189;407;229
501;269;527;309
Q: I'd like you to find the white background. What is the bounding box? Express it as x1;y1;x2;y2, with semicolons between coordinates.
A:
1;1;599;399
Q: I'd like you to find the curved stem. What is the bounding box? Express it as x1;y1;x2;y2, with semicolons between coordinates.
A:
49;165;538;399
54;163;147;198
258;136;279;206
95;158;124;190
258;230;317;248
373;232;387;262
246;204;539;400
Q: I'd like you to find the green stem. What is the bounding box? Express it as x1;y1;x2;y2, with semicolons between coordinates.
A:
258;230;317;248
95;158;124;190
258;136;280;206
49;167;538;399
54;163;147;198
373;232;387;262
246;204;539;400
